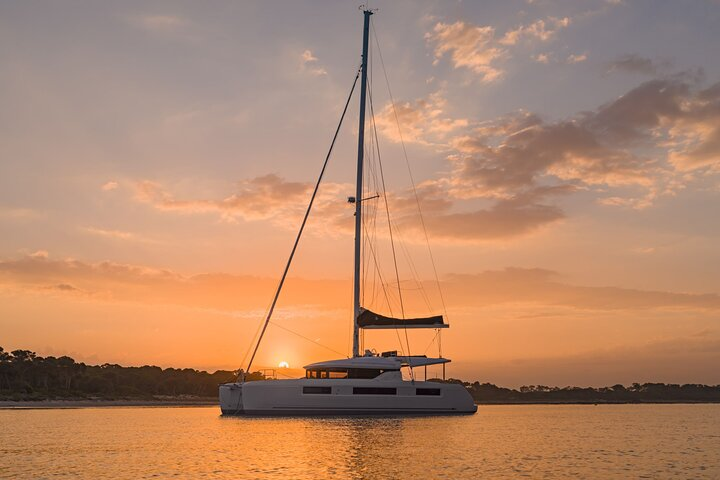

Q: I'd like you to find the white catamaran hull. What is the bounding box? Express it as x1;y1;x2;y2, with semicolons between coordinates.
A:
219;378;477;415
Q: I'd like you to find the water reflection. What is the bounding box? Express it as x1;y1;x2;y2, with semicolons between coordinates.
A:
2;405;719;479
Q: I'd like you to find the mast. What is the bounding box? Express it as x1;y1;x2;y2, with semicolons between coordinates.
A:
352;9;372;357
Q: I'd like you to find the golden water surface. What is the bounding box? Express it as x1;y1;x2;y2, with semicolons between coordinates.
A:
1;404;719;479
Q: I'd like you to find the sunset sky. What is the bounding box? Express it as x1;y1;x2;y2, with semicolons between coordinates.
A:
1;0;719;387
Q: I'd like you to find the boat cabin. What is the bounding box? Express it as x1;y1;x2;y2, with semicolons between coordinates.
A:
303;351;450;381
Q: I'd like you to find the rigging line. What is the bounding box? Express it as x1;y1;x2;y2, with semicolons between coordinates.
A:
362;218;394;316
269;320;349;359
423;328;441;355
389;217;434;312
239;314;265;374
245;66;362;376
367;77;413;376
371;21;450;323
361;193;406;357
367;80;404;320
238;298;275;378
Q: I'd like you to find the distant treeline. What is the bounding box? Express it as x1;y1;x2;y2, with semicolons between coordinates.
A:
2;347;719;403
435;379;720;404
0;347;261;401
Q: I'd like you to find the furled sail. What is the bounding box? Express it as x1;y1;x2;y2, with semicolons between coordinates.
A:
357;308;448;329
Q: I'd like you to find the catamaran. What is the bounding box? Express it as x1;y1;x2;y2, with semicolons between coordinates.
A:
219;8;477;415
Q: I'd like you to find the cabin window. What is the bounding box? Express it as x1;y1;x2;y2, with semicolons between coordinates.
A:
416;388;441;396
304;368;400;379
347;368;397;379
353;387;396;395
303;386;331;394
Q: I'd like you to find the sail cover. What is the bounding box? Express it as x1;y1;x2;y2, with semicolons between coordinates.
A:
357;308;448;329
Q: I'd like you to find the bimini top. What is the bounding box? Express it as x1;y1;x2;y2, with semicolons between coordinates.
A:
357;308;448;329
304;355;450;371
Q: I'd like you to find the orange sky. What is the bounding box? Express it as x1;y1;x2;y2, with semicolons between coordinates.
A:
1;1;719;387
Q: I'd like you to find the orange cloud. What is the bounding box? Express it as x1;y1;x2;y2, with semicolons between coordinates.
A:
135;174;351;227
300;49;327;77
435;78;720;211
499;17;570;45
373;91;468;145
3;255;719;313
3;254;719;384
426;21;505;82
426;17;571;81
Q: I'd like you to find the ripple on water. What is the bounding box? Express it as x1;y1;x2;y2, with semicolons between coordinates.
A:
0;404;719;479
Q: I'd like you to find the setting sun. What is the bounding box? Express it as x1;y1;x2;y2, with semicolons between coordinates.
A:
278;361;290;369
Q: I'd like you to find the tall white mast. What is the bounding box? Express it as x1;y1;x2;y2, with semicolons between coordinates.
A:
352;9;373;357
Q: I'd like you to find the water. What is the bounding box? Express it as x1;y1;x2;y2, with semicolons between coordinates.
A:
1;404;719;479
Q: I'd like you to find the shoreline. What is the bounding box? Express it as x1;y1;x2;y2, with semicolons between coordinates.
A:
0;398;218;409
2;399;719;409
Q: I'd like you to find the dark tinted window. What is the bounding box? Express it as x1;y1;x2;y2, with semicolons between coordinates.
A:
304;369;400;380
303;386;331;394
416;388;441;396
352;387;396;395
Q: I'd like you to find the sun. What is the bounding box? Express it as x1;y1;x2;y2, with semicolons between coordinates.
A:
278;361;290;369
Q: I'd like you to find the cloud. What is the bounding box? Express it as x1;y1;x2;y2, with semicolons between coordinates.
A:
129;14;188;33
132;79;720;242
135;174;351;229
447;114;653;201
606;54;669;75
0;253;345;312
82;227;158;244
372;90;468;145
468;334;720;387
499;17;571;45
444;267;720;310
666;81;720;171
0;206;42;220
426;21;505;82
566;53;587;64
300;49;327;76
426;17;570;81
102;181;119;191
440;78;720;210
396;184;573;242
2;255;719;315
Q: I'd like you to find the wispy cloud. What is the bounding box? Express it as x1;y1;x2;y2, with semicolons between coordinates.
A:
82;227;159;244
426;17;571;82
129;14;188;33
566;52;587;64
426;21;505;82
373;90;468;146
606;54;670;75
437;78;719;210
300;49;327;76
2;255;719;313
0;206;43;220
134;174;351;231
499;17;570;45
101;181;119;191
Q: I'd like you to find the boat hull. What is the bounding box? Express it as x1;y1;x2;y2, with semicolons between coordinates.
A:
219;379;477;416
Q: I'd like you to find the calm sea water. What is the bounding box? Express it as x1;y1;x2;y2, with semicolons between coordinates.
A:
1;404;719;479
